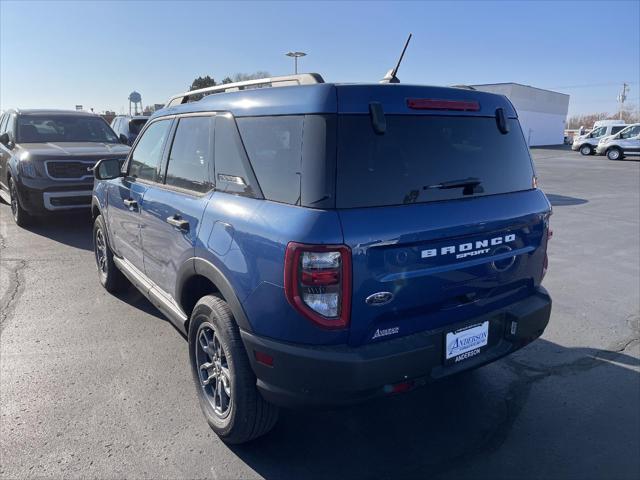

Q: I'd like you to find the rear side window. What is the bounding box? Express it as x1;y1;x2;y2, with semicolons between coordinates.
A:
214;114;261;198
165;116;214;193
129;119;171;182
336;115;535;208
236;116;303;205
621;125;640;138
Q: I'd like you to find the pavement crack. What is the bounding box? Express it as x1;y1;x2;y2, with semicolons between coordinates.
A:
0;259;27;334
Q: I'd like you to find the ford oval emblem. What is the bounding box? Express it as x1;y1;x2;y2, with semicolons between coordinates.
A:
366;292;394;306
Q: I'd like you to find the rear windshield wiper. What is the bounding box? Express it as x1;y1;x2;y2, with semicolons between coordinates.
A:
423;177;483;195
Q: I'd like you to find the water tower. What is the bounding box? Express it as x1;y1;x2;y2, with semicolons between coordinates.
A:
128;91;142;115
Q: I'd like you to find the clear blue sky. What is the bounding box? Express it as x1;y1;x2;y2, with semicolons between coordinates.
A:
1;0;638;117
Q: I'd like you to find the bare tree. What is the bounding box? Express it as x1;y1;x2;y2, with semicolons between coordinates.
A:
231;71;271;82
567;105;639;129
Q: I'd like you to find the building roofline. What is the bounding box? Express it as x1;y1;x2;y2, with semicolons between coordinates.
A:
471;82;570;97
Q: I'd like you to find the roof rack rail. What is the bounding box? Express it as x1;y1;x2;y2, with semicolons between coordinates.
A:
166;73;325;107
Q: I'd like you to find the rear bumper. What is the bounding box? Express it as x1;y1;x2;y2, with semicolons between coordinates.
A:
242;287;551;408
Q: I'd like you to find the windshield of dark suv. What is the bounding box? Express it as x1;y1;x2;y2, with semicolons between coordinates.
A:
16;115;119;144
129;118;148;135
336;115;535;208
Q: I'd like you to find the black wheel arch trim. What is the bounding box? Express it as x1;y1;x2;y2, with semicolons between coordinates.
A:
177;257;253;333
91;195;115;251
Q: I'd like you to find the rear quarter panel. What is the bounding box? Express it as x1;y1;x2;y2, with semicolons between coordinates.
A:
194;193;348;345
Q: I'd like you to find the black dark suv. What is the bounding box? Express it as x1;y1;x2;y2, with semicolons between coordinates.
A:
0;109;130;226
110;115;148;146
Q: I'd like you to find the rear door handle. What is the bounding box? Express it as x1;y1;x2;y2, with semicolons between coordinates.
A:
166;215;190;231
123;198;137;208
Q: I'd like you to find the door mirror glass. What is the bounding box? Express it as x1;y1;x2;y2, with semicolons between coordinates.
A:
94;158;124;180
0;132;10;147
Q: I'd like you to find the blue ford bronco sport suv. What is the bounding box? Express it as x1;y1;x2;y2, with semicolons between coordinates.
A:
91;73;552;444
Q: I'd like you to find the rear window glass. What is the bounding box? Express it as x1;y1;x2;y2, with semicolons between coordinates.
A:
236;116;303;205
336;115;534;208
213;114;261;198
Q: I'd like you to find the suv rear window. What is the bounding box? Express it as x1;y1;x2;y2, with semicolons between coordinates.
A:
336;115;535;208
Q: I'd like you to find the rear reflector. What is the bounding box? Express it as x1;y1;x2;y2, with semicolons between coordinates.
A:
407;98;480;111
254;350;274;367
384;381;415;394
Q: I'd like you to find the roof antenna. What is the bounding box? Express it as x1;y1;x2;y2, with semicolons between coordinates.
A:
380;33;412;84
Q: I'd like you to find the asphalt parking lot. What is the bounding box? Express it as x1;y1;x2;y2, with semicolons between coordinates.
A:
1;146;638;480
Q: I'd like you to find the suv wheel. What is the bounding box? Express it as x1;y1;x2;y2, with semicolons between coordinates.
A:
9;177;32;227
606;148;623;161
189;295;279;444
93;214;127;292
580;144;593;156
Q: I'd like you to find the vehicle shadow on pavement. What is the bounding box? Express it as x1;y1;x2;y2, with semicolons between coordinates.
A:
24;212;93;251
228;338;640;480
114;284;170;323
545;193;589;206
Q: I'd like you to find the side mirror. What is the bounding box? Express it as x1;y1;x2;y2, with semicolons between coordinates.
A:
94;158;125;180
0;133;11;147
119;134;129;145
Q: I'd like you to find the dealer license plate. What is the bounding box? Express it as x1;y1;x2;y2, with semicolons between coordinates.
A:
444;321;489;364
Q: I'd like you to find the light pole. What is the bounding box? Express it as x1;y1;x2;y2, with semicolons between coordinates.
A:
285;51;307;74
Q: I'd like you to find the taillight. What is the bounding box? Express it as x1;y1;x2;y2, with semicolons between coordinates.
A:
284;243;352;329
407;98;480;111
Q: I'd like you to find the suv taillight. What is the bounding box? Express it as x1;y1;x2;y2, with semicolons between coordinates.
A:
284;243;351;329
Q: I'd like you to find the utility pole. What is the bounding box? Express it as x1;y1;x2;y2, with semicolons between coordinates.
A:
617;83;628;120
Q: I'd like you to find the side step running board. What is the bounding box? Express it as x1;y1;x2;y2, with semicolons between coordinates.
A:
113;256;188;334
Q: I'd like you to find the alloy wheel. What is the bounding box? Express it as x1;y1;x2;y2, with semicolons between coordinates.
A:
195;322;232;418
95;228;108;275
9;180;18;220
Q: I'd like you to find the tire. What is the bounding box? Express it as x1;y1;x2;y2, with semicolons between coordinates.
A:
9;177;33;227
607;148;623;161
579;144;593;156
93;214;127;293
189;295;278;444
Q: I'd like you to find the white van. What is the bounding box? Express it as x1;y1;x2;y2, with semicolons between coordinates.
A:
572;120;627;155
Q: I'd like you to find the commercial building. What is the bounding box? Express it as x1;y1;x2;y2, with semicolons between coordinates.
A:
471;83;570;146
